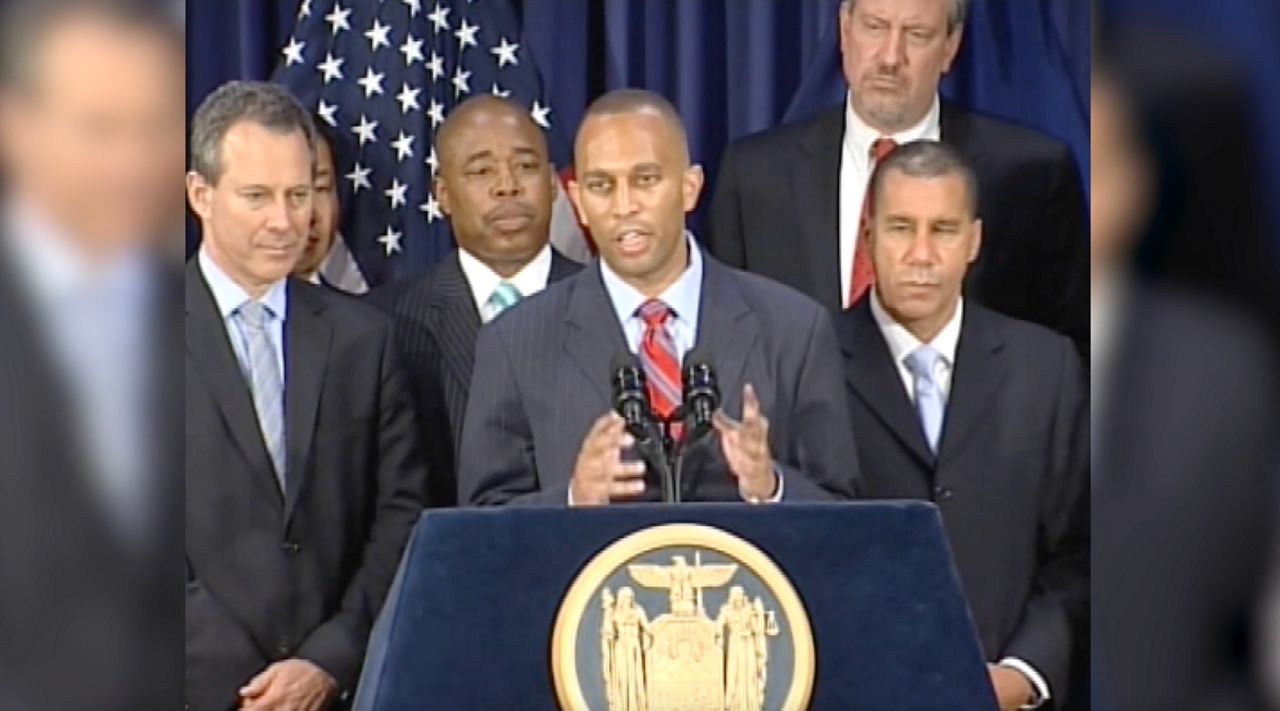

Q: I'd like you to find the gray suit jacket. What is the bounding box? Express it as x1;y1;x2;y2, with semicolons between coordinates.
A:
457;253;861;505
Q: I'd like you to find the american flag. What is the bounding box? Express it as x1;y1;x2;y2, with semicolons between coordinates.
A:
273;0;589;290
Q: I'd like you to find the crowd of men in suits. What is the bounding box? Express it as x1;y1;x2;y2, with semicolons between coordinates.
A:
178;0;1088;709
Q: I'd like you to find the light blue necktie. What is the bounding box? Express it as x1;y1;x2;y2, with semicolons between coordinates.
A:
905;345;945;454
236;300;286;492
485;281;522;321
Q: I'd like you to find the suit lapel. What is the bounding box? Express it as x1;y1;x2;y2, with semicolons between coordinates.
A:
184;260;284;509
430;254;482;394
282;280;331;523
564;262;630;404
794;109;845;311
839;300;936;470
548;248;582;284
938;304;1005;460
694;257;758;409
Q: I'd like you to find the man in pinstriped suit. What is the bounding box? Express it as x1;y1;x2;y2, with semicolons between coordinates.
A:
372;96;581;507
457;89;861;507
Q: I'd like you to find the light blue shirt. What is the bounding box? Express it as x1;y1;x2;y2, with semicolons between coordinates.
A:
599;232;703;359
197;248;287;380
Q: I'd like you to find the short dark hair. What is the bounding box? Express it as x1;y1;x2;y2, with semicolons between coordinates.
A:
188;80;315;186
0;0;181;93
579;88;689;161
869;140;979;216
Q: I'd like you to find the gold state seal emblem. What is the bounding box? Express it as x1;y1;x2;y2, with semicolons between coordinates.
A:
552;524;815;710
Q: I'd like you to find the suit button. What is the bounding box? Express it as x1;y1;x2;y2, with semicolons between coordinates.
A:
282;540;301;554
276;638;291;657
933;485;954;502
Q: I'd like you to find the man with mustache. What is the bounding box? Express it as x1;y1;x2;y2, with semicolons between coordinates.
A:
457;89;859;506
373;95;580;507
707;0;1088;356
835;140;1087;710
185;81;427;710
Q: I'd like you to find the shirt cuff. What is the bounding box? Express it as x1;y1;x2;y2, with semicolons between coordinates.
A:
997;657;1050;709
741;466;784;503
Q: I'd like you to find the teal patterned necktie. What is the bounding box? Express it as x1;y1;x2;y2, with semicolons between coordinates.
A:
485;281;522;320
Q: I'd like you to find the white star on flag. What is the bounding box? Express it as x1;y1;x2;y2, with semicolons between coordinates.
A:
324;3;351;36
351;114;379;146
420;193;443;222
298;0;312;18
356;66;385;98
426;52;445;81
317;52;345;83
364;18;392;52
317;99;338;127
490;83;510;98
400;34;425;65
385;178;408;209
428;4;451;33
346;163;372;193
402;0;422;17
392;131;416;161
425;147;438;175
376;225;403;255
490;37;518;68
452;67;471;96
427;99;445;127
455;19;479;50
531;100;551;128
396;83;421;114
282;37;306;66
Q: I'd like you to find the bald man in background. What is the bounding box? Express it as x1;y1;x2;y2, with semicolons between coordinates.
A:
373;96;580;507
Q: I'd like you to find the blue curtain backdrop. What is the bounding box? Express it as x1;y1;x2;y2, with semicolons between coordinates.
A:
186;0;1090;274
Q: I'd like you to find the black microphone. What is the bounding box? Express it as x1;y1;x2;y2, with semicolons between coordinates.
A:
681;348;720;443
610;354;652;442
610;354;675;502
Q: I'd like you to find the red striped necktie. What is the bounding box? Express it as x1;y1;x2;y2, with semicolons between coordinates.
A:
636;299;682;423
847;136;899;307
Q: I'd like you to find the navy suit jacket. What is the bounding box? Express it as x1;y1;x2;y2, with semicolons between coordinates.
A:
457;253;861;505
836;299;1089;702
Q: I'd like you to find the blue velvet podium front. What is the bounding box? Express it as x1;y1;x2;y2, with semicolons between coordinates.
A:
354;502;996;710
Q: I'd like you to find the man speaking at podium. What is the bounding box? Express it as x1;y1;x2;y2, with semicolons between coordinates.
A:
457;89;860;506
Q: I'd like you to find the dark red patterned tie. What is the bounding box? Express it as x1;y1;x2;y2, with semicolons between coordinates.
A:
847;136;899;307
636;299;682;423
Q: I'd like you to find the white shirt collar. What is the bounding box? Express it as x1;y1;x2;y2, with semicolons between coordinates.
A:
843;91;942;165
197;246;287;321
870;288;964;372
599;232;703;332
457;243;552;320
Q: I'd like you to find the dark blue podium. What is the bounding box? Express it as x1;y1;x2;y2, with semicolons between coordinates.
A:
354;502;996;710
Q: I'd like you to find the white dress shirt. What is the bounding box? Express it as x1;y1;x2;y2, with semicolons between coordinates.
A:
457;243;552;323
599;233;703;359
870;290;1051;708
840;94;941;302
869;289;963;403
198;248;287;381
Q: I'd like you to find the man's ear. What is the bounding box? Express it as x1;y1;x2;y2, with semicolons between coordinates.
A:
186;171;213;221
